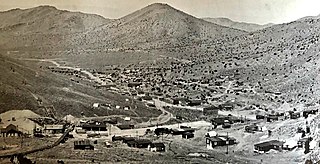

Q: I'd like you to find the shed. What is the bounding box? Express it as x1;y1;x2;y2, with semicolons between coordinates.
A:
206;135;236;149
148;143;165;152
188;100;202;106
74;140;94;150
290;112;301;119
154;127;171;135
182;132;194;139
82;121;107;131
127;139;152;148
245;124;261;133
254;140;284;152
44;124;65;134
112;135;123;142
122;136;135;143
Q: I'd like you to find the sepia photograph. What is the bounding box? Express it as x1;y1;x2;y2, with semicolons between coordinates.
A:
0;0;319;163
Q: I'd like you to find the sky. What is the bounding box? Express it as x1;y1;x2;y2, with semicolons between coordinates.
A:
1;0;320;24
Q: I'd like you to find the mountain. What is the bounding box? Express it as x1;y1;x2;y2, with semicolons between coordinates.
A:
195;15;320;106
69;3;247;51
0;5;110;34
203;17;274;32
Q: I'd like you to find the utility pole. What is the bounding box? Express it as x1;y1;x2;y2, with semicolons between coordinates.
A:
21;134;23;148
226;132;229;154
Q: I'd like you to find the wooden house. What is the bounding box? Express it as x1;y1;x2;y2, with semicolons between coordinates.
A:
148;143;165;152
206;135;236;149
74;140;94;150
182;132;194;139
82;121;107;131
112;135;123;142
0;124;23;137
254;140;284;153
127;139;152;148
245;124;261;133
43;124;65;134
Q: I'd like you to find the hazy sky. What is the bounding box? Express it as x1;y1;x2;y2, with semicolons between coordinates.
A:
1;0;320;24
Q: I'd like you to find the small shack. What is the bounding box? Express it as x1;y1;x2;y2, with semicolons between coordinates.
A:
122;136;135;143
43;124;65;134
254;140;284;153
154;127;171;136
82;121;107;131
112;135;123;142
206;135;236;149
127;139;152;148
303;109;318;118
187;100;202;106
182;132;194;139
74;140;94;150
148;143;165;152
289;112;301;119
245;124;261;133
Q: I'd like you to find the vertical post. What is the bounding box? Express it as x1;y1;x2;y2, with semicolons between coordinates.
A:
162;133;163;141
226;132;229;154
21;134;23;148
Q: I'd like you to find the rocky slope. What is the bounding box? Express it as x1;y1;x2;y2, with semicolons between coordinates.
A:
0;5;109;34
0;53;156;119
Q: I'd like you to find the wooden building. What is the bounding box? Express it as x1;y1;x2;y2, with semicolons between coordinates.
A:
74;140;94;150
254;140;284;153
0;124;23;137
82;121;107;131
148;143;165;152
206;135;236;149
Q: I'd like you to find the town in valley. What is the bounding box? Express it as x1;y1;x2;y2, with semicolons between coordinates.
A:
0;1;320;164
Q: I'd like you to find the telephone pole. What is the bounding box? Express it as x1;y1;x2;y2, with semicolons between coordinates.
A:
226;132;229;154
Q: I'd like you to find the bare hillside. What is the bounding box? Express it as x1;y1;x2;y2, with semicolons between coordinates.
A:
0;5;110;34
69;3;247;51
0;54;157;120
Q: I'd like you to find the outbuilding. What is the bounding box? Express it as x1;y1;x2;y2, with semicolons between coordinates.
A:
206;135;236;149
74;140;94;150
148;143;165;152
254;140;284;153
182;132;194;139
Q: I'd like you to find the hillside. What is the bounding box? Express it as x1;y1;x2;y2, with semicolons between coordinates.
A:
0;5;110;34
203;17;274;32
0;54;158;120
69;3;247;51
0;5;111;51
173;15;320;108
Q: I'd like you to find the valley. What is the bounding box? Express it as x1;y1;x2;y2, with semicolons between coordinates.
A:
1;2;320;164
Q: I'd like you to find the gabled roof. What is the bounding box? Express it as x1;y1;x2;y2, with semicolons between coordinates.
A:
207;135;236;142
0;124;22;133
150;143;165;147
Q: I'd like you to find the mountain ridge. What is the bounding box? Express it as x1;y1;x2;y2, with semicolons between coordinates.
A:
203;17;274;32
